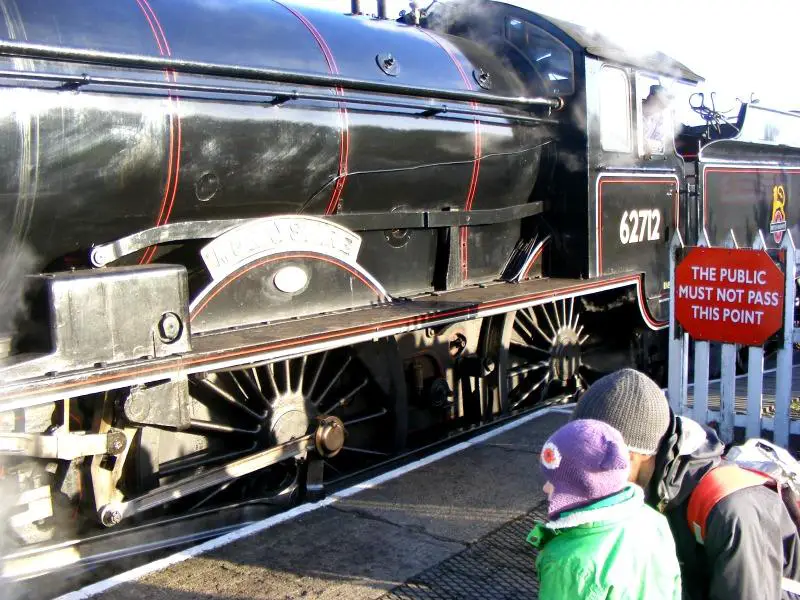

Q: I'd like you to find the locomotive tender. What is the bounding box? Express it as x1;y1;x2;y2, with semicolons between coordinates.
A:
1;0;798;547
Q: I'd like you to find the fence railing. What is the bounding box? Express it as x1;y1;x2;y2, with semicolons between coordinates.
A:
667;228;797;446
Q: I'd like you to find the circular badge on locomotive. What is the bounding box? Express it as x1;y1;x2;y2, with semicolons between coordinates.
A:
273;265;309;294
770;184;787;244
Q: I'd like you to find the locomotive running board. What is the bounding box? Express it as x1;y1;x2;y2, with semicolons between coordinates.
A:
0;274;654;411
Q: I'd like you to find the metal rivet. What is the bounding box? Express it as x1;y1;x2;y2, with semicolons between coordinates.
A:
195;172;220;202
376;53;399;76
158;312;183;343
473;68;492;90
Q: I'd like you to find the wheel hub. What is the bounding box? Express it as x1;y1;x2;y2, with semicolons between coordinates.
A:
269;397;310;445
315;416;346;458
550;327;582;383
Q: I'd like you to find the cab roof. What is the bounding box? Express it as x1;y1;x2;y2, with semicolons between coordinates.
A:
450;0;704;84
538;12;704;83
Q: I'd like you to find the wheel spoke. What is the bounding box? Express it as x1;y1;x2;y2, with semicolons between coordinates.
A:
314;356;352;407
341;446;388;456
264;363;280;398
541;304;558;338
283;359;291;394
513;318;536;345
510;342;549;361
295;355;308;394
576;372;589;391
507;360;549;379
307;351;329;399
323;378;369;415
323;460;343;475
232;372;253;402
232;370;270;409
520;308;553;344
511;372;550;410
251;367;264;394
343;408;388;427
568;297;576;329
197;377;267;421
189;419;261;435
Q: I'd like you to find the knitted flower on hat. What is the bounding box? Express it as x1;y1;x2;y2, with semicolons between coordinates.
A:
541;442;562;470
540;419;631;518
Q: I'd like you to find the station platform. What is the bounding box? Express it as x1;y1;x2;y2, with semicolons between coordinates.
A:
58;408;571;600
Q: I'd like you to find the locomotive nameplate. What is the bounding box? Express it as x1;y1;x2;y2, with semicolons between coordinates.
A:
201;216;362;281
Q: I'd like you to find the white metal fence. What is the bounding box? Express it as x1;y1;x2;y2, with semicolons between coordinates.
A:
667;228;797;447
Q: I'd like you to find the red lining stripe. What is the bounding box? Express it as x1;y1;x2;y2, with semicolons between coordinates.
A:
596;177;679;274
595;177;677;329
521;244;547;279
702;166;800;230
0;274;662;403
134;0;165;55
140;0;172;55
190;252;386;321
134;0;182;265
273;1;349;215
421;29;482;281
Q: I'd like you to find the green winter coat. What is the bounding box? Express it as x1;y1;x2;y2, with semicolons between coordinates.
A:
527;484;681;600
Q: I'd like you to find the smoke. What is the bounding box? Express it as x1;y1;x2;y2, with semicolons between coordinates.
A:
423;0;506;43
0;241;39;347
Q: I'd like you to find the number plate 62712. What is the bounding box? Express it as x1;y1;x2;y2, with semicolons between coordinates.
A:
619;209;661;245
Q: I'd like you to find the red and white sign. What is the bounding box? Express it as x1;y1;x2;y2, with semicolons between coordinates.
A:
674;247;785;346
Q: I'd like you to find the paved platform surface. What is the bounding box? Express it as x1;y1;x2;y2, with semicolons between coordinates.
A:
85;410;569;600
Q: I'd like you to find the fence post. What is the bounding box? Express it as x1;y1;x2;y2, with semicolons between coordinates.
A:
693;229;711;425
719;230;739;444
668;230;688;414
746;232;768;439
774;230;796;448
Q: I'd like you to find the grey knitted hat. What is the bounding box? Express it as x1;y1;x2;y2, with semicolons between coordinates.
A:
572;368;670;455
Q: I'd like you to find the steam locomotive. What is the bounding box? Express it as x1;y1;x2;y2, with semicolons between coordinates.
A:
1;0;798;549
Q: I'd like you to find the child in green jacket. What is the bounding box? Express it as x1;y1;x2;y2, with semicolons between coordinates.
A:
527;418;681;600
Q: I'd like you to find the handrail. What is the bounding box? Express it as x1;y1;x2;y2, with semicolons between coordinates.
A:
0;40;564;111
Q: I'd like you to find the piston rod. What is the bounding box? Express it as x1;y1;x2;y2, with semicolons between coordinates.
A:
99;435;314;527
98;417;346;527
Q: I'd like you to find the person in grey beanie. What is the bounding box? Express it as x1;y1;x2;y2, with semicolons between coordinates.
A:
573;368;800;600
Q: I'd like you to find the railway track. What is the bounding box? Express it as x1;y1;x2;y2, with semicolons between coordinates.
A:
2;397;573;600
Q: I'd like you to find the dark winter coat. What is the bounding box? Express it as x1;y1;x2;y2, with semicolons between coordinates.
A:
648;414;800;600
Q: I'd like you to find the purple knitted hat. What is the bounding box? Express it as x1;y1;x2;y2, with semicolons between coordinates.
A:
540;419;631;518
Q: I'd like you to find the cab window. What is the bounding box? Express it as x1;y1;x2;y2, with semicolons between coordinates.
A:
637;73;674;156
599;66;631;152
505;18;574;96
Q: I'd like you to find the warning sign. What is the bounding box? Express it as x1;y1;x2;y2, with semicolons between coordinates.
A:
674;247;786;346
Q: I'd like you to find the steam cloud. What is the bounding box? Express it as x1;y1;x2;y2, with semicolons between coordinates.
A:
0;241;39;355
